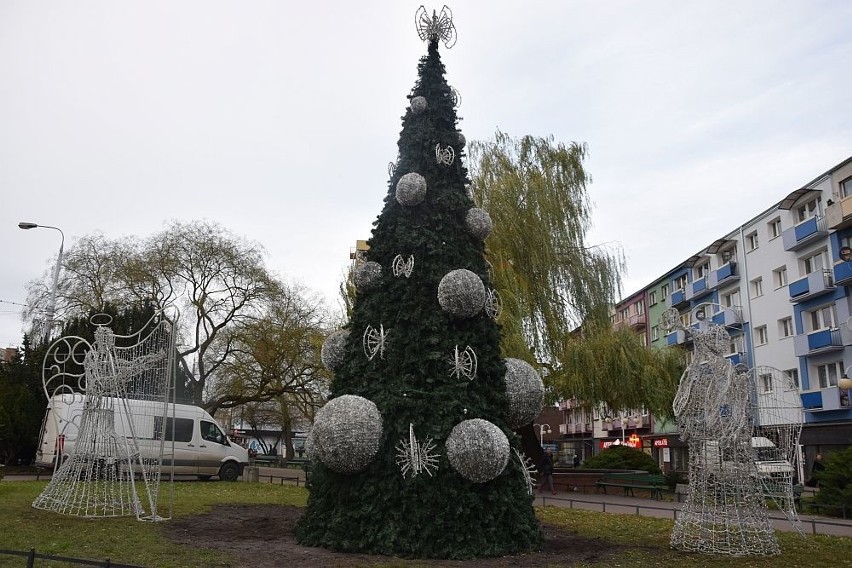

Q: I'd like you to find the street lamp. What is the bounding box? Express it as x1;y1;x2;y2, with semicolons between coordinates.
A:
533;423;552;447
19;221;64;343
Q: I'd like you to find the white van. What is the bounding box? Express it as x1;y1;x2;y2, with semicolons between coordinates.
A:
36;393;249;481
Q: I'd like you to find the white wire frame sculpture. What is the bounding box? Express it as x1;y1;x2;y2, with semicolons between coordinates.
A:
663;304;781;556
33;310;179;522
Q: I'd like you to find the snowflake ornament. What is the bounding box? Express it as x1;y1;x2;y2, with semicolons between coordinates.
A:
514;448;537;496
449;345;477;381
363;324;389;361
395;423;440;479
415;5;457;48
392;254;415;278
435;143;455;166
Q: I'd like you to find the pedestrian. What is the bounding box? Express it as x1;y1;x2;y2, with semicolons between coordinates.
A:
807;453;826;487
572;454;580;468
539;448;556;495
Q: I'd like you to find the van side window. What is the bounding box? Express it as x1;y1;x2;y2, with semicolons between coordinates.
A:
154;416;194;442
201;420;228;445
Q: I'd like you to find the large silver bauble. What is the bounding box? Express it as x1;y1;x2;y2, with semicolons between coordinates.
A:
354;261;382;292
437;269;486;318
310;395;383;474
410;96;427;114
396;173;427;207
445;419;510;483
465;208;493;240
503;358;545;428
321;330;349;372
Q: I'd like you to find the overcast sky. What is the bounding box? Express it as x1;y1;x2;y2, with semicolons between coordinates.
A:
1;1;851;348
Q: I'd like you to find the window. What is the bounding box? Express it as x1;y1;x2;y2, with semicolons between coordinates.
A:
785;368;800;389
801;249;827;275
636;300;645;315
652;325;660;341
755;325;768;345
778;316;794;338
796;197;821;223
768;218;782;239
722;290;740;308
760;372;773;393
680;311;691;327
639;334;647;347
649;291;657;306
750;277;763;298
728;335;744;355
201;420;228;445
720;248;736;265
816;362;841;388
841;177;852;199
773;266;788;288
153;417;194;443
695;261;710;279
746;231;759;251
674;275;687;291
806;304;837;332
620;308;629;322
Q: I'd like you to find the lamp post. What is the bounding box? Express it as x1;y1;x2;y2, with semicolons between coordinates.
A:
533;423;551;448
19;222;64;343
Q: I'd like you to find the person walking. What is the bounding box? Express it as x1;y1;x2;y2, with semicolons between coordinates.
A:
539;449;556;495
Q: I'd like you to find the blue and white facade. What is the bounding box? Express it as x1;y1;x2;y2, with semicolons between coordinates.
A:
564;156;852;473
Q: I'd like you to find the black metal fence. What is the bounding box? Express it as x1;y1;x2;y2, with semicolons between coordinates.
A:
0;548;146;568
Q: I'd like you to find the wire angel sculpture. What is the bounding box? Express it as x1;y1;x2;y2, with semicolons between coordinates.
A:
663;304;782;556
33;310;179;521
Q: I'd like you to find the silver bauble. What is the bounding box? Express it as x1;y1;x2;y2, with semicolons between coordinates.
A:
310;395;383;474
321;330;350;372
396;172;427;206
445;419;510;483
437;269;486;318
503;358;545;428
354;261;382;292
410;96;427;114
465;208;493;240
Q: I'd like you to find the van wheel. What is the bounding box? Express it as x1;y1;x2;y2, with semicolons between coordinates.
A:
219;462;239;482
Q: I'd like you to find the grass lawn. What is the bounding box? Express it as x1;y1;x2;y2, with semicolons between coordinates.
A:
1;480;850;567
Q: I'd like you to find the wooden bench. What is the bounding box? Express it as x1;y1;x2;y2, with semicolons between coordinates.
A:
596;472;668;500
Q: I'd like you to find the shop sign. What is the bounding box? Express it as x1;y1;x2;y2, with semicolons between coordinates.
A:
653;438;668;448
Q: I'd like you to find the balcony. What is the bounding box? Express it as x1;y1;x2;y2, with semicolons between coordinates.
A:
666;329;688;346
782;216;828;251
628;313;647;329
825;196;852;231
725;351;748;368
711;305;743;327
793;328;843;357
788;269;835;303
835;261;852;286
707;262;739;289
685;277;712;301
666;288;688;308
801;386;852;412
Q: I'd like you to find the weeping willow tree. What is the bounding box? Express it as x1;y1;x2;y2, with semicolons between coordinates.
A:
468;131;684;418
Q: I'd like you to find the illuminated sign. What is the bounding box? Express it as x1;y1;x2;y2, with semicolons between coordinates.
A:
653;438;668;448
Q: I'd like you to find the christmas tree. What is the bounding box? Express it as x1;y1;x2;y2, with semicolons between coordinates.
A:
295;7;542;559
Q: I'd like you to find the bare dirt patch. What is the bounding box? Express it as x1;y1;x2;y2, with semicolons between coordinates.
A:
164;504;624;567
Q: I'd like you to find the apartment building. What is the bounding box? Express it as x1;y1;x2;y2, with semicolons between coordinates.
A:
556;156;852;473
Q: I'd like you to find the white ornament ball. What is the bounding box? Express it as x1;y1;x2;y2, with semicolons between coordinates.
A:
354;261;382;292
410;96;427;114
395;172;427;206
465;208;493;240
503;358;545;428
437;269;486;318
321;330;349;372
310;395;383;474
446;418;510;483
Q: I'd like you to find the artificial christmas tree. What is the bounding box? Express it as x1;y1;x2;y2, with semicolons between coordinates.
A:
295;7;542;558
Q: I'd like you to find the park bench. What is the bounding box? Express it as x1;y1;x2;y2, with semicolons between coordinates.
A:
595;472;668;500
251;455;280;467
